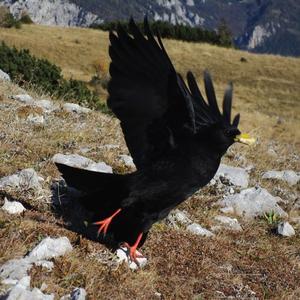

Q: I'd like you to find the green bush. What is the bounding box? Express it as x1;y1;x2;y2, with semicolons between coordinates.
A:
20;14;34;25
0;7;22;29
0;42;105;110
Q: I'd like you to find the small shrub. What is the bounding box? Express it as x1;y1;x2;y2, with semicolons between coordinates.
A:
20;13;34;24
264;211;279;225
0;42;106;111
0;7;22;29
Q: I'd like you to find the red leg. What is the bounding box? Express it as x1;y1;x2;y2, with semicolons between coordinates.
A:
122;233;144;266
94;208;121;236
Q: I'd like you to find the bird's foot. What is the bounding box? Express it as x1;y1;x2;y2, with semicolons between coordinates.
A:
120;233;144;266
93;208;121;236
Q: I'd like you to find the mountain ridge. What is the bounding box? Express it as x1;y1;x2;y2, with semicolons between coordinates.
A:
1;0;299;56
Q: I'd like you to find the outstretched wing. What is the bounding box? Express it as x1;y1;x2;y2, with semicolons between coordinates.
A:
108;18;195;169
107;18;239;170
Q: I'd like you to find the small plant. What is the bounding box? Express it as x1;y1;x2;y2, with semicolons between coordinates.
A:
264;211;278;225
0;7;22;29
20;13;34;25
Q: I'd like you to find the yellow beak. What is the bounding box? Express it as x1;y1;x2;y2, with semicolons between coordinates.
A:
234;133;256;145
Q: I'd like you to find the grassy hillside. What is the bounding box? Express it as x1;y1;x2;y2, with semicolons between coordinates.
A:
0;24;299;145
0;24;300;299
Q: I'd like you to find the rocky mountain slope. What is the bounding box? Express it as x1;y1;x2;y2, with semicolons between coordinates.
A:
0;0;102;27
0;22;300;298
1;0;299;56
0;67;299;298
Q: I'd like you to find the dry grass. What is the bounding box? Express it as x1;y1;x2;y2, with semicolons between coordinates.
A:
0;24;300;299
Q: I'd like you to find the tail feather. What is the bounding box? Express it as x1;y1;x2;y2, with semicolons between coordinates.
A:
55;163;126;192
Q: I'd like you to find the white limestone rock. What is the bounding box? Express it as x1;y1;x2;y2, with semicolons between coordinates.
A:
0;259;32;282
277;222;295;237
1;198;26;214
1;237;73;284
53;153;113;173
71;288;87;300
116;247;147;270
63;103;91;114
262;170;300;186
166;209;192;228
218;187;287;220
28;237;73;262
34;260;54;270
27;114;45;125
4;276;54;300
186;223;215;237
0;69;11;81
35;99;59;113
0;168;43;192
214;164;249;188
119;155;136;169
12;94;34;104
212;215;242;232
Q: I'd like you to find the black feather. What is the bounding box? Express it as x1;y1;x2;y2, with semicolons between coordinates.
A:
204;71;222;119
56;17;243;255
232;113;240;127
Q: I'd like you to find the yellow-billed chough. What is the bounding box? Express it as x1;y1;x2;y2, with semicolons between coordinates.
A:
56;18;254;264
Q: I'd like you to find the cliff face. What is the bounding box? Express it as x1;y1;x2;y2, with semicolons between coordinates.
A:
0;0;102;27
235;0;300;57
1;0;299;56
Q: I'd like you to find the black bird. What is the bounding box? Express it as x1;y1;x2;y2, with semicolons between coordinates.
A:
56;18;254;264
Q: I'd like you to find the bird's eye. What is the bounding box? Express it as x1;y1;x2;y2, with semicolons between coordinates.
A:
224;129;231;136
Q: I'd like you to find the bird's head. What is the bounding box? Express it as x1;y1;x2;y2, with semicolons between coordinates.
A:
193;71;255;155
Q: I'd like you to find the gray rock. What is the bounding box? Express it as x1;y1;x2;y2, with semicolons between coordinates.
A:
277;222;295;237
53;153;113;173
79;147;92;154
214;164;249;188
0;168;43;192
4;276;54;300
28;237;73;262
218;187;287;220
1;237;72;284
186;223;215;237
220;206;235;214
0;69;11;81
262;170;300;186
71;288;87;300
166;209;192;228
12;94;34;104
1;278;19;286
119;155;136;169
34;260;54;270
35;99;58;113
63;103;91;114
116;247;147;270
60;288;87;300
0;259;32;281
212;215;242;231
27;114;45;125
1;198;26;214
